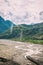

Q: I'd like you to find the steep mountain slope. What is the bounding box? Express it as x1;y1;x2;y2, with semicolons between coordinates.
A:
0;16;15;34
0;16;43;43
1;22;43;40
9;23;43;40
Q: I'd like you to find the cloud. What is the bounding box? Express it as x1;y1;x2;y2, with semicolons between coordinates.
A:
4;0;10;6
0;0;43;24
39;11;43;21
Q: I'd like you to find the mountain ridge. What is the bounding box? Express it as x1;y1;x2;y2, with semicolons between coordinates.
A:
0;16;43;43
0;16;15;33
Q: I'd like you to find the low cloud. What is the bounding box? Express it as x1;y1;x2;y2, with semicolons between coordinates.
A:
0;0;43;24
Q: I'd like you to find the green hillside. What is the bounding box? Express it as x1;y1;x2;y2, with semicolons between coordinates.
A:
0;22;43;44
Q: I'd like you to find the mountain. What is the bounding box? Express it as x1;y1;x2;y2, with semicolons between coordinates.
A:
0;16;43;43
0;22;43;39
0;16;15;33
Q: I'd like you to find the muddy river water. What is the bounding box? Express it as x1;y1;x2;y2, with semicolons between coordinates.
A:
0;39;43;65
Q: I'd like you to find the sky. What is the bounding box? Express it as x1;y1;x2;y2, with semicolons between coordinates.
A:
0;0;43;24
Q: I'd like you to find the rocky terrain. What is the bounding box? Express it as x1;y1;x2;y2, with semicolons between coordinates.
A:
0;39;43;65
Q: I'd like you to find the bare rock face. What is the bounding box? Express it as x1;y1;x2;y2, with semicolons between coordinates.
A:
0;39;43;65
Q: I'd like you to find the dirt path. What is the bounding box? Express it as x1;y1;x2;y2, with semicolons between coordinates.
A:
0;39;43;65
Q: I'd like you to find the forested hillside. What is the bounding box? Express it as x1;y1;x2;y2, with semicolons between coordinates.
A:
0;16;43;44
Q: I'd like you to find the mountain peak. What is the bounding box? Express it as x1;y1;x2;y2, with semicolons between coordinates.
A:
0;16;15;33
0;16;3;19
0;16;5;22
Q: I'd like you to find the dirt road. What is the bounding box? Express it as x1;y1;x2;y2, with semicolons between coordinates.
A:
0;39;43;65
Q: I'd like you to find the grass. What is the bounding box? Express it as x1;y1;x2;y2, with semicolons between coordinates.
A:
28;39;43;44
10;38;43;44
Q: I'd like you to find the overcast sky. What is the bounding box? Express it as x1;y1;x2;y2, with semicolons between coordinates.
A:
0;0;43;24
